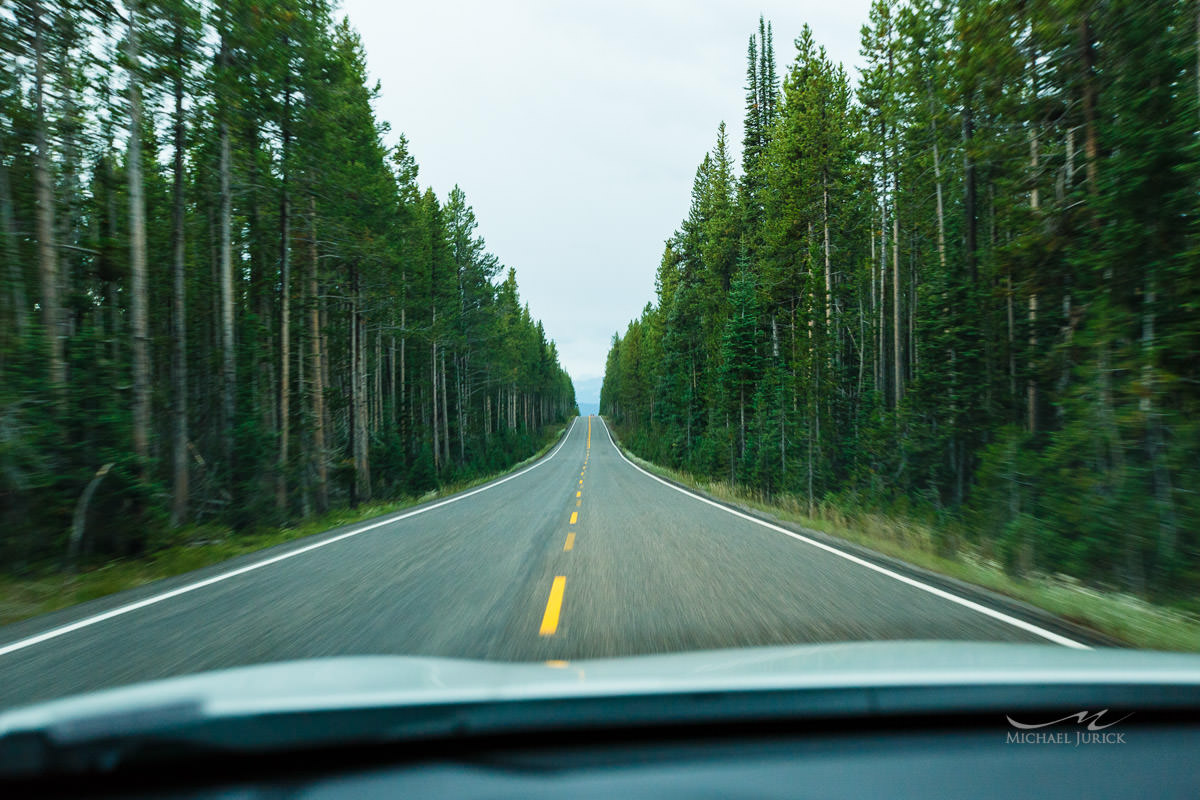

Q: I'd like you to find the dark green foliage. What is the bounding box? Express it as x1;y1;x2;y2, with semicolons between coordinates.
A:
0;1;575;570
602;3;1200;605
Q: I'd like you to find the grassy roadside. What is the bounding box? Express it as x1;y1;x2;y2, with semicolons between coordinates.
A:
0;422;572;629
606;425;1200;653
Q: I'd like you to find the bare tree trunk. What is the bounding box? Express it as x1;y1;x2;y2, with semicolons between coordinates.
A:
348;290;358;508
441;348;451;466
1027;294;1038;433
218;34;236;486
822;175;834;380
357;307;371;499
400;304;407;449
822;177;832;335
963;99;978;283
807;413;814;516
1007;274;1017;407
878;137;887;404
431;335;440;471
276;65;292;514
909;237;917;375
374;328;382;433
296;287;308;516
389;335;396;427
308;198;327;512
127;1;150;469
320;297;330;440
108;148;121;362
928;84;947;272
349;268;370;503
169;15;188;526
32;1;65;392
869;217;877;391
455;354;465;462
892;174;902;407
56;13;80;346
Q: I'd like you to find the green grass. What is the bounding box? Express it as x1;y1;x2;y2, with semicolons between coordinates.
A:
611;435;1200;653
0;423;569;628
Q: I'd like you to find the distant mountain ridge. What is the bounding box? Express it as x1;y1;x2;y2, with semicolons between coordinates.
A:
572;375;604;413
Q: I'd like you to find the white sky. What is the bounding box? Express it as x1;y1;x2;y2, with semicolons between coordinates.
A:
340;1;874;404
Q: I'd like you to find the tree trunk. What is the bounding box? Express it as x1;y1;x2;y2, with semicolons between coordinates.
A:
354;270;371;501
878;127;887;405
218;35;236;486
374;328;382;433
822;176;833;365
441;348;451;465
308;197;328;512
455;353;466;462
348;290;358;508
276;64;292;515
431;335;440;471
358;312;371;498
400;304;407;450
127;1;150;469
870;217;877;391
892;173;902;407
1027;32;1040;434
55;13;80;346
169;15;188;526
1006;274;1017;408
928;81;947;272
1027;294;1038;433
963;98;978;283
32;1;65;392
389;335;397;427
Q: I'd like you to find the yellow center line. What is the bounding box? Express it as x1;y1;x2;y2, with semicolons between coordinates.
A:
579;479;583;485
576;491;581;497
576;499;581;507
539;576;567;635
564;532;575;551
570;511;578;524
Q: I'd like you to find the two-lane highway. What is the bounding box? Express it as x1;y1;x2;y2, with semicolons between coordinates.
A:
0;415;1089;709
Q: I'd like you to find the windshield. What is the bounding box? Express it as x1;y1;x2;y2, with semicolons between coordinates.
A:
0;0;1196;715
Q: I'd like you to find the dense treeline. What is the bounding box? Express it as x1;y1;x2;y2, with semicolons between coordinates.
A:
0;1;575;568
602;4;1198;602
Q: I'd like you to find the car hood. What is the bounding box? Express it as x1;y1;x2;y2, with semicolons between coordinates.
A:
3;640;1200;740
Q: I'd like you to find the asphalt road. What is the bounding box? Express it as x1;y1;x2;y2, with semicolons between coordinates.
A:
0;416;1097;710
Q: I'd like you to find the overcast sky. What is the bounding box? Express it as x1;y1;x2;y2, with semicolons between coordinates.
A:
340;1;875;404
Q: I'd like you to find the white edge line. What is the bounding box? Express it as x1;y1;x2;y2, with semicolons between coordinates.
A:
0;417;582;659
596;417;1091;651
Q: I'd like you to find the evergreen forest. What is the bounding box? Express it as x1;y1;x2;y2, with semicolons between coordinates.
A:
0;0;576;570
601;3;1199;604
